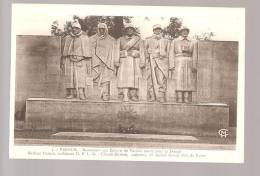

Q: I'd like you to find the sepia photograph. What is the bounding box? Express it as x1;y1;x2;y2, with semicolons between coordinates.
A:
9;4;245;163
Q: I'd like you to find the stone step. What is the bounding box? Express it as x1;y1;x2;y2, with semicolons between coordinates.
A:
52;132;198;141
14;138;235;150
25;98;229;136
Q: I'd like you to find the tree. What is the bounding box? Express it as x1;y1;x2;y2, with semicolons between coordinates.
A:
194;32;215;41
111;16;125;39
51;16;134;39
162;17;183;40
77;16;134;39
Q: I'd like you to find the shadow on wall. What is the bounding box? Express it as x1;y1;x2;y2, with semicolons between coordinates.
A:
15;103;26;121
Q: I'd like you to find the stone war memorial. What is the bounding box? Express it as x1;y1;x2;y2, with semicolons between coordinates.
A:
16;22;237;135
12;8;242;155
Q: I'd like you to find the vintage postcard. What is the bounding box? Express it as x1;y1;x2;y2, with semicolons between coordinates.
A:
10;3;245;163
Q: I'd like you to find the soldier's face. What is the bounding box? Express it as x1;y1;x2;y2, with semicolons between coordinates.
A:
181;30;189;38
153;28;162;35
98;28;106;35
72;27;81;35
126;28;134;36
68;26;72;32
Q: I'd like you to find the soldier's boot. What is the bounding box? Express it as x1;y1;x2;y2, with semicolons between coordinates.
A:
130;96;138;102
176;91;183;103
149;97;156;102
158;92;166;103
123;89;129;102
66;88;74;99
102;93;110;101
78;88;86;100
183;91;190;103
130;89;138;102
101;83;110;101
148;88;156;102
189;91;193;103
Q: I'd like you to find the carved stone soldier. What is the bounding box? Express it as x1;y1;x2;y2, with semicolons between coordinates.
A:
169;26;198;103
89;23;116;101
60;19;91;100
114;24;146;102
145;24;169;102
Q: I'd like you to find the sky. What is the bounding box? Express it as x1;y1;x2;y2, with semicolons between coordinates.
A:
12;4;245;41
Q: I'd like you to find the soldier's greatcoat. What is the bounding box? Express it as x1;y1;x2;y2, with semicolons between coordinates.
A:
61;32;91;89
89;24;116;97
114;35;145;89
145;35;169;98
169;36;198;91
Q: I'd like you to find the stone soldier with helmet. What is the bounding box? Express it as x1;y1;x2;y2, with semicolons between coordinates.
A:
169;26;198;103
114;23;146;102
60;19;92;100
145;24;170;102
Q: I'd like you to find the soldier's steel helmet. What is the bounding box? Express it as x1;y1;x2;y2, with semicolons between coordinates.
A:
153;24;162;30
179;26;190;33
124;23;135;30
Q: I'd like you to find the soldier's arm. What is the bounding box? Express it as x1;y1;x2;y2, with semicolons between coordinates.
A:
83;36;92;59
144;38;150;59
139;39;146;68
159;39;168;58
192;40;198;71
168;39;175;70
113;38;121;67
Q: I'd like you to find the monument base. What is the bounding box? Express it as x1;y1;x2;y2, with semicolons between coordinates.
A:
25;98;229;136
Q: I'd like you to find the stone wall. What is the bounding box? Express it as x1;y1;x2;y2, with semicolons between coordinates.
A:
25;98;229;136
196;41;238;126
15;36;62;120
15;35;238;126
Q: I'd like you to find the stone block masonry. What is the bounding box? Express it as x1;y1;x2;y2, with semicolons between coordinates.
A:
25;98;229;136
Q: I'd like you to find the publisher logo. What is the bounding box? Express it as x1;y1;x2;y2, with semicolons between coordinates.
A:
218;129;229;138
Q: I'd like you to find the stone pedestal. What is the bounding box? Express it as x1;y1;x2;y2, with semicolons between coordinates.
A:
25;98;229;136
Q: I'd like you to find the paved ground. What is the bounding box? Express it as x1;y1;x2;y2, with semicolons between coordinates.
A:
53;132;199;141
14;130;236;150
14;138;235;150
